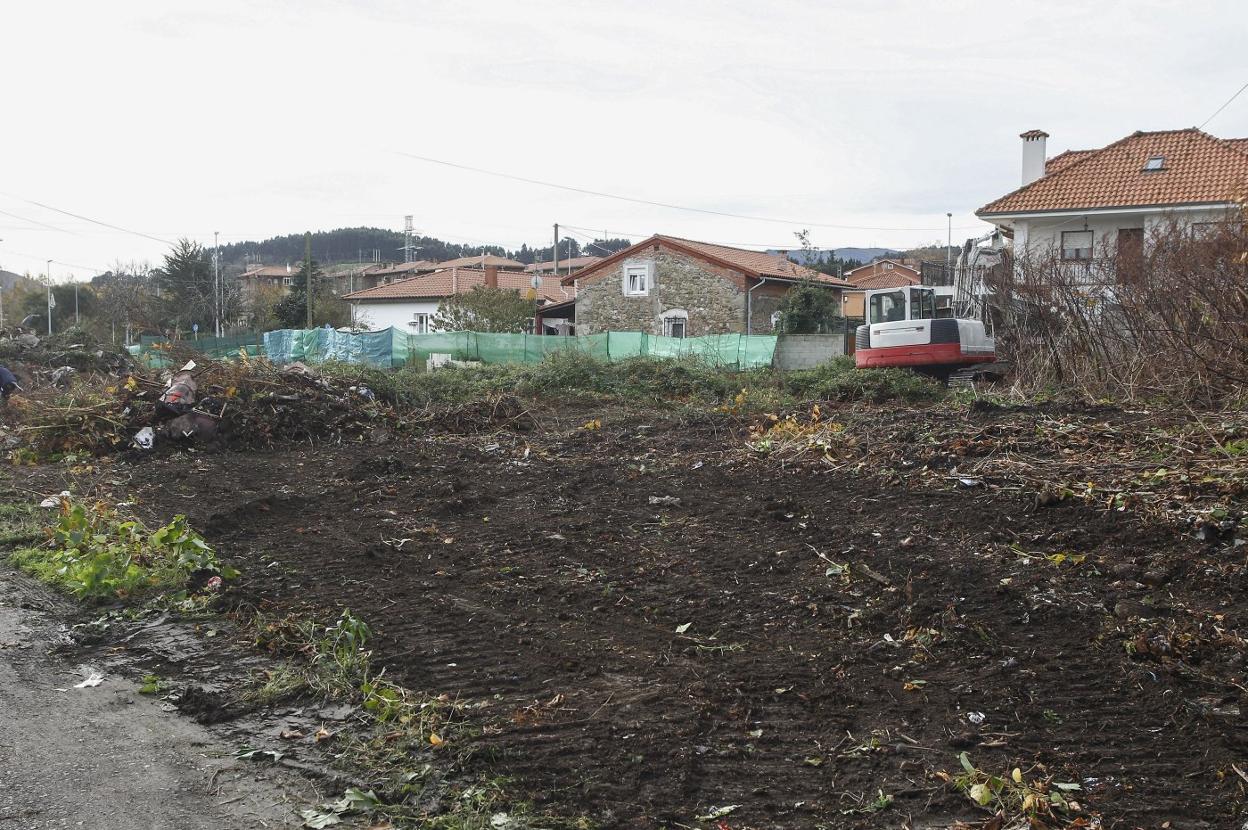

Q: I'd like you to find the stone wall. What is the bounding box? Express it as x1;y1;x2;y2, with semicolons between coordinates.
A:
574;245;748;335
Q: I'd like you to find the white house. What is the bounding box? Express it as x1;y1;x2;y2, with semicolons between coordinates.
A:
343;265;571;333
977;128;1248;275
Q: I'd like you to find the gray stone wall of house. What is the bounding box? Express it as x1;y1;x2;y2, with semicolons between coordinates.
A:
575;250;746;335
772;333;847;369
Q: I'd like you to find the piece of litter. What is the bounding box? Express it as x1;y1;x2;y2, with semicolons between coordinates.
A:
648;495;682;507
134;426;155;449
74;672;104;688
39;490;71;508
696;805;741;821
957;478;984;488
967;711;986;725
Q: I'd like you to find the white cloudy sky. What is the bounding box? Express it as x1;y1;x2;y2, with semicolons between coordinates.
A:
3;0;1246;280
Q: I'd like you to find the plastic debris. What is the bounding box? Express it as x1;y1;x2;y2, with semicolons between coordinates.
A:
39;490;71;508
648;495;682;506
74;672;105;688
135;426;155;449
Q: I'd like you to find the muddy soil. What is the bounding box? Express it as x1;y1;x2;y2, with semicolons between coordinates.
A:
18;402;1248;829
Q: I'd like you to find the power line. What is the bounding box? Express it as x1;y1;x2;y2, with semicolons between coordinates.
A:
393;149;982;233
0;192;175;246
1201;80;1248;130
559;222;864;253
0;248;109;274
0;207;81;235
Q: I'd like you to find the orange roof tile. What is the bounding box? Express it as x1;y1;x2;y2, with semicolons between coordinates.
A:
524;256;603;273
843;259;920;279
432;254;526;270
343;268;570;304
978;128;1248;216
847;271;922;290
564;235;852;287
1044;149;1097;175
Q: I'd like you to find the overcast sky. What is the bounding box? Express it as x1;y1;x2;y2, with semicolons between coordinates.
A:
3;0;1247;280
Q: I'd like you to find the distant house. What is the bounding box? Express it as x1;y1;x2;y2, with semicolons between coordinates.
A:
239;264;299;299
840;259;921;318
524;256;602;277
976;128;1248;279
563;234;852;337
343;265;570;333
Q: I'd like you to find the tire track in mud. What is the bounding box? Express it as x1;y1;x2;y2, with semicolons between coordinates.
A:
86;419;1248;829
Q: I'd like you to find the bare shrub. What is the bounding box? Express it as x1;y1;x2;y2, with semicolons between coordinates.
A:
985;208;1248;404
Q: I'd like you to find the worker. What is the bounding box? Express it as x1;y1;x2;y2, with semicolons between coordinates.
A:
0;365;21;401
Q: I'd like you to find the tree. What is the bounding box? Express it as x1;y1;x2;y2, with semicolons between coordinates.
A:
272;260;348;329
95;261;154;345
433;286;534;333
154;239;215;333
775;279;843;333
19;281;101;335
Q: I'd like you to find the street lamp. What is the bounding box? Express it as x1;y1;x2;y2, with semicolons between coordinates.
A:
46;259;53;335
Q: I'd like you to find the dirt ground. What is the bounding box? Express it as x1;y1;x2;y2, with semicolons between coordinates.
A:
0;568;319;830
13;400;1248;829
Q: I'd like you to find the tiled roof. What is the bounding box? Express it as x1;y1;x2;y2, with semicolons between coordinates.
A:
565;234;851;287
343;268;569;304
1044;149;1097;175
241;265;296;278
431;254;526;270
524;256;603;273
367;261;438;276
843;259;920;279
848;271;922;290
978;128;1248;216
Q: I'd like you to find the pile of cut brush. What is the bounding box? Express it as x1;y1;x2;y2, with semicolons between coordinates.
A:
7;356;399;457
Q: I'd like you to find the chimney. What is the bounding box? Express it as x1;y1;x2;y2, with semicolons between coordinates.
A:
484;264;499;289
1020;129;1049;185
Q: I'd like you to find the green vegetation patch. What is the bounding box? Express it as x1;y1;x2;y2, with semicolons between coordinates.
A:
10;499;236;601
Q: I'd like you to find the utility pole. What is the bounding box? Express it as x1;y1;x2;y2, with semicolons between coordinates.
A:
46;260;53;335
213;230;221;336
304;231;313;329
553;223;559;277
946;212;953;273
74;280;79;325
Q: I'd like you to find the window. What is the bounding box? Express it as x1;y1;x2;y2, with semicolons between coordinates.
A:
934;294;954;319
883;262;893;270
909;287;935;320
622;260;652;296
660;308;688;338
409;313;431;334
869;291;906;324
1143;155;1165;171
282;276;293;286
1061;230;1094;261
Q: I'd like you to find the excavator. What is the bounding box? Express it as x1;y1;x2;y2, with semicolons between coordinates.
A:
853;231;1004;381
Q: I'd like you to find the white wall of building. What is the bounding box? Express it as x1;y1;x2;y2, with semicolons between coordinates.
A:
351;300;442;333
1012;206;1233;259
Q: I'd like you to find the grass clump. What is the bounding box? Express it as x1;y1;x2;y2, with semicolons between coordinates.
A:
785;357;945;403
10;499;235;601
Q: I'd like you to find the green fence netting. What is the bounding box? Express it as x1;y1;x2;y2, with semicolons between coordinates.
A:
257;329;778;370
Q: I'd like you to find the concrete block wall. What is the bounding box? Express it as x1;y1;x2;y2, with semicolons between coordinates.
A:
772;333;847;370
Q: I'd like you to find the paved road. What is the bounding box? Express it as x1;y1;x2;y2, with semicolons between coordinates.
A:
0;569;311;830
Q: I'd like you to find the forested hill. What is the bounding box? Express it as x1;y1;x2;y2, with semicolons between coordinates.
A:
216;227;633;269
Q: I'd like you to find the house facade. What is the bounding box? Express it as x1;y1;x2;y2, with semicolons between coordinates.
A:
977;128;1248;278
564;235;851;337
343;265;570;333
